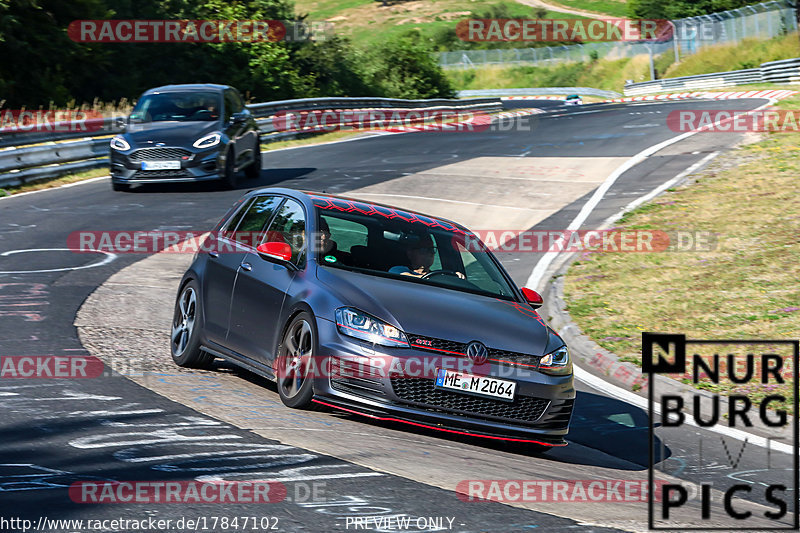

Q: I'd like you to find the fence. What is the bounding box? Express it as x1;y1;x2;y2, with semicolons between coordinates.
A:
623;57;800;95
438;0;797;69
0;97;502;189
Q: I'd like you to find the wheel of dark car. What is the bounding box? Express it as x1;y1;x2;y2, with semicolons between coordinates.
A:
222;148;238;189
275;312;317;409
170;280;214;369
244;139;261;180
111;181;129;192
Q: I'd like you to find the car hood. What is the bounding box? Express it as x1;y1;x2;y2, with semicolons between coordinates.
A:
124;121;220;146
317;266;553;355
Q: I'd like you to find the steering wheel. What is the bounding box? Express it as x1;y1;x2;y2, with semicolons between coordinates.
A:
421;269;463;280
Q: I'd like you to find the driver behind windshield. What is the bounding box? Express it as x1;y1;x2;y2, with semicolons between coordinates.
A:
389;233;464;279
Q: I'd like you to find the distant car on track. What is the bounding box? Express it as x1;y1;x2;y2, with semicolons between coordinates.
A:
109;84;260;191
170;188;575;447
564;94;583;106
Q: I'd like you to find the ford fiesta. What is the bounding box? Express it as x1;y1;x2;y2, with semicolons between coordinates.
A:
109;84;260;191
171;188;575;447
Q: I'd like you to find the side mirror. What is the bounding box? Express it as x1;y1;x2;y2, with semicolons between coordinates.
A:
114;116;127;130
231;112;247;125
257;241;292;263
521;287;543;309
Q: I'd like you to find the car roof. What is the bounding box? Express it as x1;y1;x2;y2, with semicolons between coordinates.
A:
245;187;469;232
142;84;230;95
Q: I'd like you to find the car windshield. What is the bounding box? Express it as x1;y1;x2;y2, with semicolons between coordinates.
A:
567;95;579;99
129;91;222;123
314;203;517;300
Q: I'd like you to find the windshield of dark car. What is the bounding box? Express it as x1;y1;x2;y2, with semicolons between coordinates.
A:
129;91;222;123
315;207;517;300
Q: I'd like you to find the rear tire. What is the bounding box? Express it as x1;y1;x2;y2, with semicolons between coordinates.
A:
111;181;129;192
244;140;261;180
275;312;317;409
222;148;238;189
171;280;214;369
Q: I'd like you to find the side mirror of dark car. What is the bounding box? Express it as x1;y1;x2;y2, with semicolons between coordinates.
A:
257;241;292;263
231;112;247;125
521;287;543;309
114;116;127;130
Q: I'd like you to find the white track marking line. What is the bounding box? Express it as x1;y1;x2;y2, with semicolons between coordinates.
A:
525;98;776;291
0;175;110;202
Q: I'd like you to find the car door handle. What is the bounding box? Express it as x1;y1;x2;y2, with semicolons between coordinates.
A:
208;251;219;258
240;262;252;271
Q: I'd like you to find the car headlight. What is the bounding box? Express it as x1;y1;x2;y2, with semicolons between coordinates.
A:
110;136;130;151
539;345;572;375
335;307;409;347
193;132;221;149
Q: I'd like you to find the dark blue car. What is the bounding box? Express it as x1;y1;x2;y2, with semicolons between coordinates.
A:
171;188;575;447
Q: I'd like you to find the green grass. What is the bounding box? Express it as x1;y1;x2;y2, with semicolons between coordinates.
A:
562;95;800;409
666;32;800;77
545;0;628;17
295;0;579;49
0;167;108;196
447;54;653;91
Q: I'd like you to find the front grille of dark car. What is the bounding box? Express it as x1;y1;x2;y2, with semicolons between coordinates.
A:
532;398;574;430
390;376;550;424
129;148;192;162
330;358;386;400
407;334;542;366
131;169;192;179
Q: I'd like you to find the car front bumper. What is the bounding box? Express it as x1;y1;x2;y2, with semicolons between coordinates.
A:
110;146;223;184
312;317;576;446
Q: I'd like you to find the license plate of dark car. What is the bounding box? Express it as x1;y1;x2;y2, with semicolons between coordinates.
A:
141;160;181;170
435;368;515;401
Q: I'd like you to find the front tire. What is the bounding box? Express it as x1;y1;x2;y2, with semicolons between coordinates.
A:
222;148;238;189
244;139;261;180
171;280;214;369
275;312;317;409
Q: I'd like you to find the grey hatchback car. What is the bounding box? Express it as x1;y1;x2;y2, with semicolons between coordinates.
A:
171;188;575;447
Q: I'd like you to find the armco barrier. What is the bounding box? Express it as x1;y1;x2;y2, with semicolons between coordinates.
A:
457;87;622;99
624;57;800;95
0;97;502;189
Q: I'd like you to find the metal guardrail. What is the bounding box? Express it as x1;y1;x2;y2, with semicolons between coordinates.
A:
623;57;800;95
0;97;502;189
457;87;622;98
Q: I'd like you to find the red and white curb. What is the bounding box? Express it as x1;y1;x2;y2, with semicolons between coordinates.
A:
605;89;797;103
501;95;566;100
378;108;545;133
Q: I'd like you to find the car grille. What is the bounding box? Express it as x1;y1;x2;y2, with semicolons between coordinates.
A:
131;169;192;179
129;148;192;162
390;376;550;424
329;358;387;400
407;334;542;366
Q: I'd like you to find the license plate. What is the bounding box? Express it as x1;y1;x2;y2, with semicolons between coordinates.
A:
435;368;515;401
141;160;181;170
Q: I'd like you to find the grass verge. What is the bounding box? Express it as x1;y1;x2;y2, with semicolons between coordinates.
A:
0;167;109;197
542;0;628;17
562;94;800;410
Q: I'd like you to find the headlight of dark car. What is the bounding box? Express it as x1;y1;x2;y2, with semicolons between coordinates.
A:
538;345;572;375
335;307;409;348
110;136;130;151
193;132;222;149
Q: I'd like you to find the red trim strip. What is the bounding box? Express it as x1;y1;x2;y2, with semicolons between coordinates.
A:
311;399;566;446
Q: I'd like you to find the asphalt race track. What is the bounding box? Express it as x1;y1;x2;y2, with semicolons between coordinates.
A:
0;98;793;532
